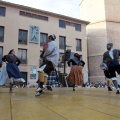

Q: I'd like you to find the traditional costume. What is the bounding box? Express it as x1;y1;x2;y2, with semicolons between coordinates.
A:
0;50;25;92
35;34;59;96
66;53;85;91
103;43;120;94
100;61;112;91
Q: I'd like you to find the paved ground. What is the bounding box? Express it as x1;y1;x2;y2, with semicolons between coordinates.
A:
0;87;120;120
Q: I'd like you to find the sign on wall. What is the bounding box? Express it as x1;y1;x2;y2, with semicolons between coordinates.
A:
29;25;39;43
30;66;36;79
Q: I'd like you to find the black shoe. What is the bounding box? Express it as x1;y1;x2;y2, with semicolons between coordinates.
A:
108;87;112;91
39;90;44;93
47;86;52;91
116;90;120;94
73;87;75;91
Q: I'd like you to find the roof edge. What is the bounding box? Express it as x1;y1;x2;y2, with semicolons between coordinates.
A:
0;1;90;25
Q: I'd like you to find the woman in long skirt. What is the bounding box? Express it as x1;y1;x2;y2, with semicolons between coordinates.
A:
1;49;25;92
66;53;85;91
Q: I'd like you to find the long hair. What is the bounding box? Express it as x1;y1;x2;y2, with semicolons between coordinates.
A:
8;49;14;54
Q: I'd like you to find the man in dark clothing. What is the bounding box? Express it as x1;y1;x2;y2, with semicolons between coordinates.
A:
103;43;120;94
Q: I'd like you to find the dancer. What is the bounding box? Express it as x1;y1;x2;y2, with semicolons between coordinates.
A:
66;53;85;91
103;43;120;94
1;49;25;92
100;61;112;91
0;64;8;87
35;41;48;94
35;34;59;96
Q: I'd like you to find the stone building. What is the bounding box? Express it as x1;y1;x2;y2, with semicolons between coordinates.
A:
80;0;120;82
0;1;89;84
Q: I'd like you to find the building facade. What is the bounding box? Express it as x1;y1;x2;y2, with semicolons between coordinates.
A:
80;0;120;82
0;1;89;85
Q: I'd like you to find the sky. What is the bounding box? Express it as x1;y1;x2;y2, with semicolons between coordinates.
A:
2;0;80;19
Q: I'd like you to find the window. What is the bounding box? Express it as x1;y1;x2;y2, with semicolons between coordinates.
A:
32;14;37;18
38;15;42;19
59;20;81;31
75;24;81;31
40;33;48;46
59;20;66;28
0;47;3;56
20;11;25;16
59;36;66;49
18;29;28;45
0;47;3;64
0;6;6;16
43;16;48;21
18;49;27;64
19;11;48;21
0;26;4;42
76;39;82;51
26;12;31;17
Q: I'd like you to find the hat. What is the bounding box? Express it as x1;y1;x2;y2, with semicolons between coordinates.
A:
107;43;113;46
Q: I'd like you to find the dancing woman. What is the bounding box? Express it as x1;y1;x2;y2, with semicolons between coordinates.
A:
66;53;85;91
1;49;25;92
36;34;59;96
